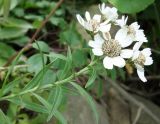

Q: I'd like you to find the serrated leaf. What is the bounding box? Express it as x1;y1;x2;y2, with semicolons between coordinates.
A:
85;68;96;88
70;82;99;124
108;0;155;13
32;41;49;53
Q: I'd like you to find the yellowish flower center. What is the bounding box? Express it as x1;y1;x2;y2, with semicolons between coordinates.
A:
134;53;146;66
102;39;121;57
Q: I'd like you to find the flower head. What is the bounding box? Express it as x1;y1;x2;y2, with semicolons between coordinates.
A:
132;42;153;82
76;3;153;82
99;3;118;22
89;33;133;69
116;16;147;46
76;11;111;33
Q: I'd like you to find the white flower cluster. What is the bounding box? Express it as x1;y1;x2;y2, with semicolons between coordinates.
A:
76;3;153;82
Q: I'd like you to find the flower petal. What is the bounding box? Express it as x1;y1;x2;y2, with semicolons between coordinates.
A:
76;14;84;26
136;67;147;82
144;57;153;65
115;16;128;27
92;48;103;56
115;28;127;39
130;22;140;30
122;35;133;47
135;30;147;42
132;51;140;60
120;49;133;58
103;56;113;69
84;22;93;31
112;56;125;68
94;34;105;44
93;14;101;22
142;48;151;57
133;41;143;51
99;23;111;32
115;28;133;48
88;40;103;49
85;11;91;21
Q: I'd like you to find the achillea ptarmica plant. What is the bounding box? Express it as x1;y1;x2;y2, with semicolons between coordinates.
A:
76;3;153;82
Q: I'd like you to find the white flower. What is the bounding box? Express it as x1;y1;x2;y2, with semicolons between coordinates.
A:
132;42;153;82
88;33;133;69
76;11;111;33
115;16;147;46
99;3;118;22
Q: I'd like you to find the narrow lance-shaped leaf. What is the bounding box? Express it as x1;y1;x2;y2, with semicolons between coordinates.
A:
47;86;63;121
3;0;11;18
70;82;99;124
3;49;23;88
23;61;55;91
32;93;51;110
59;47;72;80
8;97;48;114
85;68;97;88
0;109;11;124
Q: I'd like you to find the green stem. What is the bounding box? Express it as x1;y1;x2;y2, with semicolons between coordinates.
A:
0;60;97;101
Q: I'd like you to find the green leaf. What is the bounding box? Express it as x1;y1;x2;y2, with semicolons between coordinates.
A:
59;22;82;46
2;77;22;95
85;68;96;88
0;109;11;124
0;0;18;16
40;70;56;86
23;61;54;91
48;52;67;61
3;49;23;88
0;42;15;63
0;27;28;39
59;47;72;80
51;110;67;124
108;0;155;13
32;93;51;110
0;42;16;66
72;49;87;67
3;0;11;18
2;17;33;29
70;82;99;124
32;41;49;53
8;97;48;114
47;86;63;121
26;53;47;74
